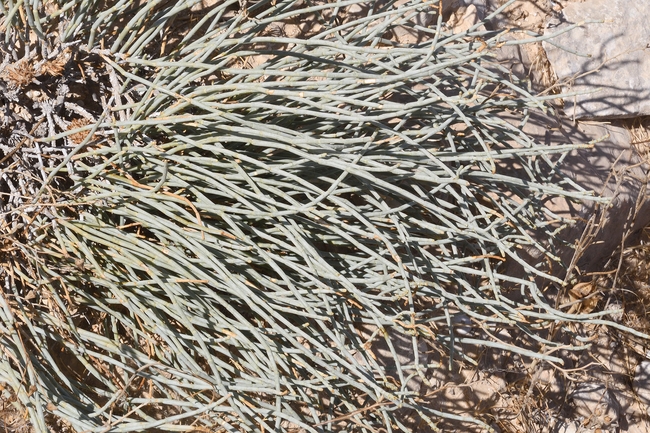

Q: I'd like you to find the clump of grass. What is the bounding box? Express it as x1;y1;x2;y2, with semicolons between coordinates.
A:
0;0;645;432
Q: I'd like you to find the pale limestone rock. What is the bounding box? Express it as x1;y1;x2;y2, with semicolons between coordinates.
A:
503;112;650;275
283;24;302;38
571;383;620;428
451;4;482;33
443;0;487;33
496;34;532;79
542;0;650;119
442;0;487;18
426;369;506;416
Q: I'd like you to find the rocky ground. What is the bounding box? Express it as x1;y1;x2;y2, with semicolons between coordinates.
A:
437;1;650;432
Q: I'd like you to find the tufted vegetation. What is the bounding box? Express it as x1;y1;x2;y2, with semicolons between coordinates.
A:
0;0;642;431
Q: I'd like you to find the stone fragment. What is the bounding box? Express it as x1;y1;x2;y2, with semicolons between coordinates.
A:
503;112;650;276
571;383;620;428
426;370;506;416
443;0;487;33
542;0;650;119
495;34;532;79
535;367;564;397
551;122;649;271
450;4;481;33
283;24;301;38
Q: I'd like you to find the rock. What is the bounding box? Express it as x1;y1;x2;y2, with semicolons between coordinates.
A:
450;4;482;33
571;383;620;428
535;367;564;397
542;0;650;119
549;120;650;272
496;34;533;79
495;32;557;91
442;0;487;17
426;371;506;416
633;359;650;408
469;375;507;411
443;0;488;33
499;112;650;278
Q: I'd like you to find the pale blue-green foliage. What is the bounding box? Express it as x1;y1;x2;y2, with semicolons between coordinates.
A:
0;0;634;432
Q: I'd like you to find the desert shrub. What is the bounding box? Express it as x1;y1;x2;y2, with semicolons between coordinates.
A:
0;0;641;431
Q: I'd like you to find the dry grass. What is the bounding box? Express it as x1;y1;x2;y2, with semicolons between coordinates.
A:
625;116;650;160
2;59;36;88
66;118;93;145
605;226;650;343
0;390;34;433
614;118;650;341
